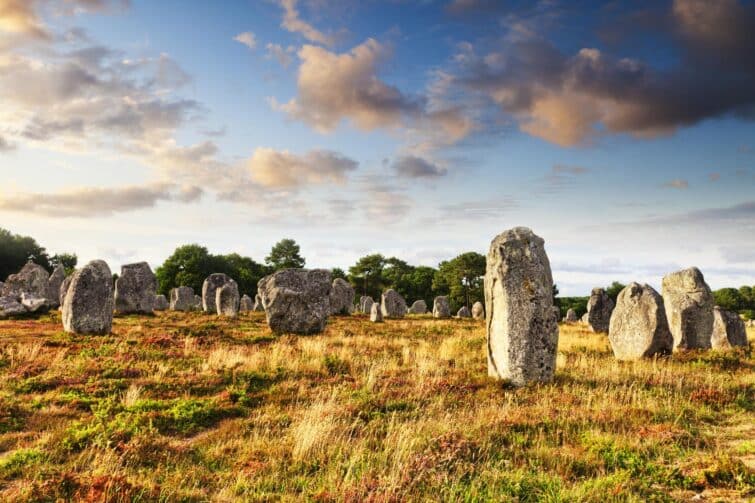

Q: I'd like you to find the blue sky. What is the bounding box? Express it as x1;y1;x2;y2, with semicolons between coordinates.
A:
0;0;753;295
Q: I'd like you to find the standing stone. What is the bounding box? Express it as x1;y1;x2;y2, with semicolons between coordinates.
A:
711;306;748;349
380;289;407;318
329;278;355;315
257;269;332;334
0;296;27;318
170;286;195;311
253;294;264;312
586;288;614;333
47;265;66;308
240;294;254;312
59;275;73;310
608;283;673;360
472;301;485;320
370;302;383;323
661;267;714;350
114;262;157;314
154;295;169;311
457;306;472;318
202;273;234;314
62;260;114;335
193;295;202;310
565;308;578;323
216;280;240;318
2;262;50;301
485;227;559;386
408;300;427;314
433;296;451;319
360;296;374;314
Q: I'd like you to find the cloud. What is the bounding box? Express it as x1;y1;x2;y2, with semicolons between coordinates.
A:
662;179;689;189
0;183;201;217
247;147;358;189
438;197;519;221
361;183;412;224
265;43;294;68
391;155;447;178
450;0;755;146
0;134;14;151
0;0;128;38
279;0;335;46
233;31;256;50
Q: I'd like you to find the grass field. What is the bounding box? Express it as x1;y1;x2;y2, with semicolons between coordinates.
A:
0;311;753;502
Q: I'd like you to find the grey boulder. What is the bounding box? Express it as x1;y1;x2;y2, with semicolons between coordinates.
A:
433;296;450;319
0;296;27;318
329;278;355;315
457;306;472;318
257;269;332;334
154;294;169;311
370;302;383;323
408;300;427;314
202;273;234;314
711;306;748;349
47;265;66;308
240;294;254;312
2;262;50;301
114;262;157;314
62;260;114;335
360;296;374;314
21;293;49;313
485;227;559;386
565;308;578;323
170;286;195;311
608;283;673;360
381;289;407;318
193;294;202;310
216;280;240;318
662;267;714;350
586;288;614;333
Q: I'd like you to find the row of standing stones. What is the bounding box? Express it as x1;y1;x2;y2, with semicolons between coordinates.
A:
0;227;750;386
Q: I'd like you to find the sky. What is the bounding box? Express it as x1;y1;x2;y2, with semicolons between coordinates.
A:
0;0;753;295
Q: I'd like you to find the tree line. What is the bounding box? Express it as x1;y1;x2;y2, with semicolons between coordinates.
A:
2;227;753;317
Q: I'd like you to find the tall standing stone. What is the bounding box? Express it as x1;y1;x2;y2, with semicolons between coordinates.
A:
485;227;559;386
216;281;240;318
202;273;233;314
329;278;355;315
114;262;157;314
62;260;114;335
711;306;748;349
433;296;450;319
661;267;714;350
608;283;673;360
472;301;485;320
370;302;383;323
408;300;427;314
240;294;254;312
47;265;66;308
586;288;614;333
257;269;332;334
170;286;195;311
381;289;407;318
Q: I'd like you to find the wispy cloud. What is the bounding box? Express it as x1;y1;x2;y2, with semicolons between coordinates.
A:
233;31;256;50
662;178;689;189
279;0;335;46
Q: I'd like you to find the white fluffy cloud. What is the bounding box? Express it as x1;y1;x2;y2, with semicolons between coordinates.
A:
248;147;358;189
233;31;256;50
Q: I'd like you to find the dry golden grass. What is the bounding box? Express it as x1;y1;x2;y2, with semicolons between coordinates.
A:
0;312;753;502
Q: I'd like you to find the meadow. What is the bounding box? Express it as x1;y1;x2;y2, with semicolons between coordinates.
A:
0;312;753;502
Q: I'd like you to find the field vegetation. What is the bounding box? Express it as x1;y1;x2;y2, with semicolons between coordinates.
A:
0;312;753;502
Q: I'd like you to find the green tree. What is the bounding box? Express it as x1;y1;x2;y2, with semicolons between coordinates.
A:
605;281;626;302
382;257;415;300
433;252;486;311
405;266;437;305
265;239;305;270
155;244;216;296
348;254;386;299
0;227;51;280
50;253;78;275
331;268;347;281
713;288;743;312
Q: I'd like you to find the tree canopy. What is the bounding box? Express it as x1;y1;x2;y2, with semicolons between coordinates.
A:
0;227;75;280
265;239;305;270
433;252;486;311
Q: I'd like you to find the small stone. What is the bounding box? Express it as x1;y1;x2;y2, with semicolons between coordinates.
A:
114;262;157;314
154;294;169;311
608;283;673;360
360;296;374;314
408;300;427;314
216;281;240;318
711;306;748;349
381;289;407;318
202;273;234;314
47;265;66;308
661;267;714;350
257;269;332;334
329;278;355;315
240;294;254;312
485;227;559;386
472;301;484;320
370;302;383;322
433;296;450;319
565;308;578;322
62;260;114;335
457;306;471;318
170;286;195;311
586;288;614;333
